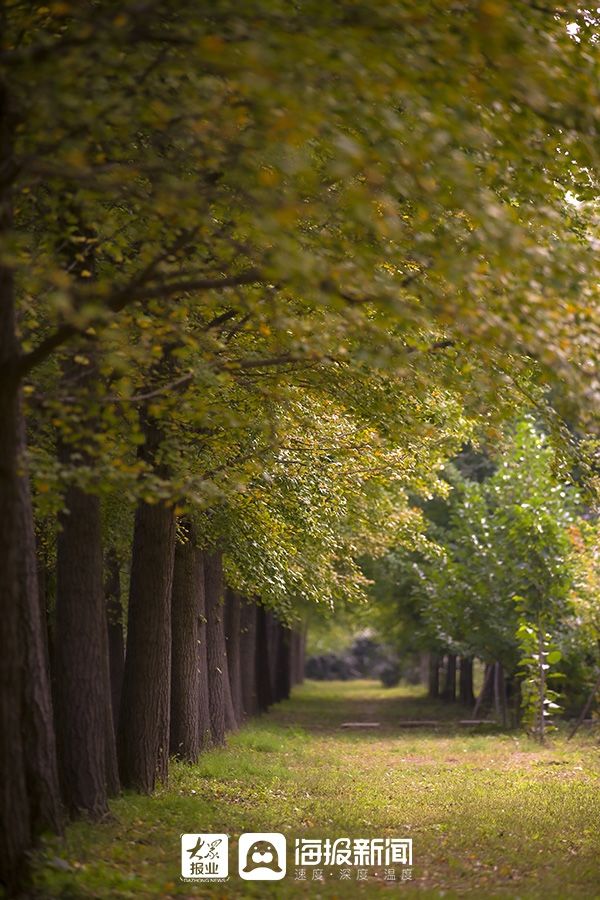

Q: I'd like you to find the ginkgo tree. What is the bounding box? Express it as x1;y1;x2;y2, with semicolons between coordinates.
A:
2;1;600;891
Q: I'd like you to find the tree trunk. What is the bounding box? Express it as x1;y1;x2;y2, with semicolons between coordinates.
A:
266;611;280;700
105;547;124;735
98;552;120;802
473;662;494;717
427;652;440;700
494;661;508;728
275;623;291;703
118;500;175;791
239;598;258;717
459;656;475;705
35;542;53;692
54;483;116;817
225;589;243;724
0;79;33;891
17;442;63;837
204;551;237;744
170;534;202;762
255;604;274;712
100;609;120;799
289;629;301;687
292;626;307;687
0;383;30;892
197;552;212;750
298;627;306;684
442;654;457;702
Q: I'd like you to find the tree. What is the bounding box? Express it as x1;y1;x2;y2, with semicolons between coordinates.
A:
204;550;237;744
54;481;116;816
370;419;585;719
118;496;175;792
2;2;600;887
170;525;205;762
225;590;244;725
104;547;125;734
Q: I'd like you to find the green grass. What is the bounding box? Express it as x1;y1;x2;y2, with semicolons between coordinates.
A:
31;681;600;898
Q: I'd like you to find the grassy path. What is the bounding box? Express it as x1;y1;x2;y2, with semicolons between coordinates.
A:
34;681;600;898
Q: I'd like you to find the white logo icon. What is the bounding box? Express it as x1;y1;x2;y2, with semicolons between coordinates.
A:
181;833;228;880
238;832;286;881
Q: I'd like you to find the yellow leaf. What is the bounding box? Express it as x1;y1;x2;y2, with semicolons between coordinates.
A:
199;35;224;53
259;168;279;186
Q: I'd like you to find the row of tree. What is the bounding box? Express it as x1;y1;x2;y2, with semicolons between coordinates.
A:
57;526;307;820
367;420;600;731
1;1;599;892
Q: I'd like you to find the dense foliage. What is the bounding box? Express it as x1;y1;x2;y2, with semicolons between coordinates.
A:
367;420;600;728
1;1;599;892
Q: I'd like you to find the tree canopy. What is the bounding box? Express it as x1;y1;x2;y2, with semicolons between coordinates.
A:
1;1;599;891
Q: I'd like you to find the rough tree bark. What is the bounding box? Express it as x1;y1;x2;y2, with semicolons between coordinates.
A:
170;532;202;762
54;478;117;817
239;598;258;717
105;547;125;734
17;435;63;838
197;552;212;750
204;550;237;744
225;589;243;724
99;591;120;800
52;336;119;813
118;500;175;791
35;538;54;688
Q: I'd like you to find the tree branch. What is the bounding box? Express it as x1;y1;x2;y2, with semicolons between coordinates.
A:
14;268;262;379
219;353;312;372
203;309;238;331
